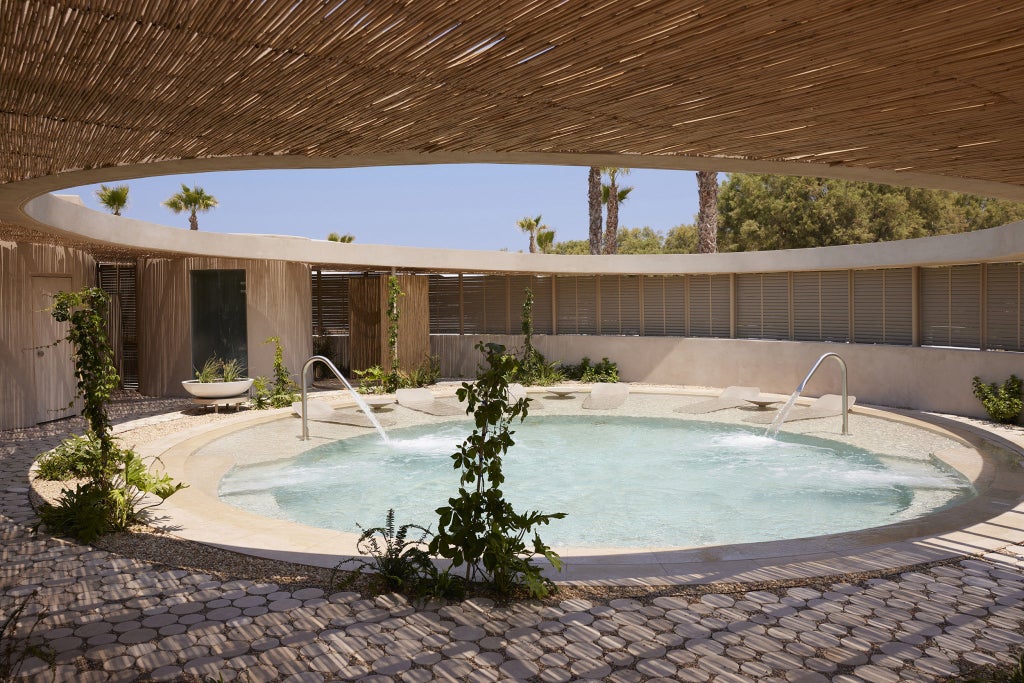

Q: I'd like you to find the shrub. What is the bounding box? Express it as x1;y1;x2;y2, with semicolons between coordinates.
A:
354;365;393;394
35;288;184;543
972;375;1023;423
356;356;441;394
251;337;299;409
35;434;97;480
36;439;185;542
559;356;619;383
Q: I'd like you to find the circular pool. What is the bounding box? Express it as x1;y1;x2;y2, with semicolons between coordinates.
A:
217;413;974;550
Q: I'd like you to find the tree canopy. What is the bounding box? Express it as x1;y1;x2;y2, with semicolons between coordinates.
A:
717;174;1024;252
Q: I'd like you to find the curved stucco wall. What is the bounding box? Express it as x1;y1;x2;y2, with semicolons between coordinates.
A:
6;195;1024;426
18;193;1024;275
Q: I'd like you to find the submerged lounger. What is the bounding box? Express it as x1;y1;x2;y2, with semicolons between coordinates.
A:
674;386;761;414
396;388;465;416
290;400;394;428
743;393;857;424
582;382;629;410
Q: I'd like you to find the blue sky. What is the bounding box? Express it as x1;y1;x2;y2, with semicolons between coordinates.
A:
66;165;701;251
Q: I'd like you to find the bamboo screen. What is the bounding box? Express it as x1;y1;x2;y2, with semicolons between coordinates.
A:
423;266;1024;351
4;0;1024;233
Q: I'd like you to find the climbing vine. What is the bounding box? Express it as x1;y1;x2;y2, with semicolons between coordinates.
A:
387;274;403;382
36;287;184;542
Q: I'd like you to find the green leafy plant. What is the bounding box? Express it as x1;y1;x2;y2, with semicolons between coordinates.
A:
194;357;222;383
35;288;184;543
354;365;393;394
429;342;565;598
35;434;97;480
964;652;1024;683
560;356;619;383
509;288;563;387
356;356;440;394
251;337;299;409
972;375;1023;424
1;594;55;681
386;275;403;389
220;358;244;382
332;509;434;593
402;356;441;388
35;439;185;543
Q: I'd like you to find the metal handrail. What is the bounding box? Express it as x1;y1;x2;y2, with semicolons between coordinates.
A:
299;355;366;441
796;352;850;435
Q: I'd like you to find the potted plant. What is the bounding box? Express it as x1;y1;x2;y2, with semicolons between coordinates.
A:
181;357;254;398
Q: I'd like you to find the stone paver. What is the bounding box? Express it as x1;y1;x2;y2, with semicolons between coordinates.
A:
2;405;1023;681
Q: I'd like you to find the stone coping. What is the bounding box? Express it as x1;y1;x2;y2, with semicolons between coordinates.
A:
94;385;1024;587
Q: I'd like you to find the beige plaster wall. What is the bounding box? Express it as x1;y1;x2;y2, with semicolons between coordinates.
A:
138;257;311;396
432;334;1022;419
19;195;1024;276
0;241;95;430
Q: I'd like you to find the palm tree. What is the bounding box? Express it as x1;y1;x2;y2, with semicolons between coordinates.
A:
95;184;129;216
517;214;544;253
162;184;218;231
601;168;632;254
327;232;355;242
696;171;719;253
587;167;602;255
537;227;555;254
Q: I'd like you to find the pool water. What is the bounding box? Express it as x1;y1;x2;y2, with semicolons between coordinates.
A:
218;415;974;549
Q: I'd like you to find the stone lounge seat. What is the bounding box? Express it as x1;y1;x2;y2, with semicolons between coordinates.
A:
743;394;857;424
291;399;393;428
582;383;630;410
674;386;761;414
396;388;465;416
507;383;542;408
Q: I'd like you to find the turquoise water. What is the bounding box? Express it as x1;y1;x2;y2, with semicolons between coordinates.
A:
218;415;974;549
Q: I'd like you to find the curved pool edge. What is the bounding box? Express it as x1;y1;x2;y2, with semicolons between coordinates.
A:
128;385;1024;587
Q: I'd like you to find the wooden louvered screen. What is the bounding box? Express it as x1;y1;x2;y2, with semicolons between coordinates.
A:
361;262;1020;351
665;276;687;335
599;276;621;335
736;273;790;340
985;263;1022;351
853;268;913;345
484;275;509;334
638;274;688;335
461;276;486;334
688;274;731;337
599;276;641;335
98;263;138;389
556;276;598;334
793;271;850;342
530;276;554;334
311;270;350;334
428;274;461;334
921;265;981;348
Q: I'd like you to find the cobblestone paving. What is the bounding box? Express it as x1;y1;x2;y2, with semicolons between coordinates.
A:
2;412;1023;681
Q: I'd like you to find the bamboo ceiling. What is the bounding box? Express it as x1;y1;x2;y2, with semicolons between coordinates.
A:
2;0;1024;252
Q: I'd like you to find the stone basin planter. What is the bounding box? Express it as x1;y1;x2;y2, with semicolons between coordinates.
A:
181;378;254;399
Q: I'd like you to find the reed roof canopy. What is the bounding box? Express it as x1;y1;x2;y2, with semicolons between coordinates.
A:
2;0;1023;252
